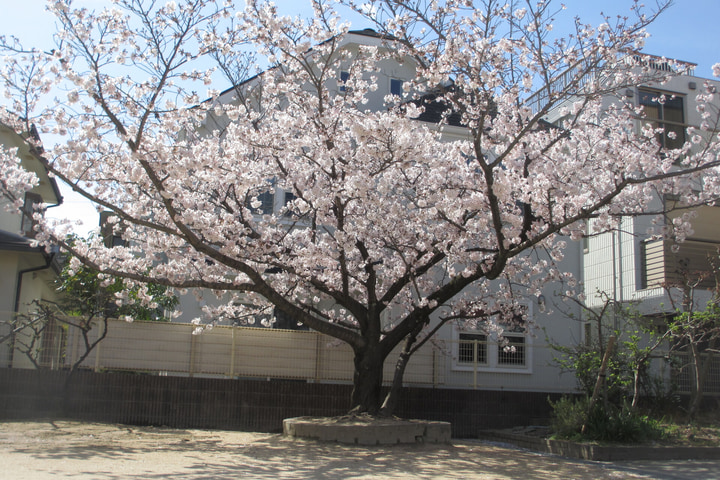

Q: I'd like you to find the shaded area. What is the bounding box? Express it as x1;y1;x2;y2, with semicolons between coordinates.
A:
0;368;558;437
0;420;669;479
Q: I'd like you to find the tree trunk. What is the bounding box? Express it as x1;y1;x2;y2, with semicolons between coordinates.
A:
379;345;411;417
631;352;650;410
583;335;615;434
349;345;385;415
631;367;641;410
688;342;703;419
380;324;424;417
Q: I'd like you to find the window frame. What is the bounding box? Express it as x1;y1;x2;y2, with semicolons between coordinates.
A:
21;192;43;239
497;334;526;366
638;88;686;150
452;320;533;374
250;179;278;216
457;332;488;366
390;78;404;97
339;71;350;92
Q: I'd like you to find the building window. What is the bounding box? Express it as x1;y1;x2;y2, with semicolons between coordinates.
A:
250;179;276;215
249;182;302;217
283;191;298;217
453;309;532;373
584;322;592;347
639;89;685;150
256;190;274;215
497;335;526;366
339;71;350;92
100;211;126;248
390;78;403;96
458;333;488;365
21;192;42;238
272;307;309;330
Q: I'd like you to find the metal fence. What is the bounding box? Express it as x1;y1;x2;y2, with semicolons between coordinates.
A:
674;351;720;397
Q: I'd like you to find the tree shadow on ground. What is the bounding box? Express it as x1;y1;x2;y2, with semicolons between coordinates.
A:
0;420;653;479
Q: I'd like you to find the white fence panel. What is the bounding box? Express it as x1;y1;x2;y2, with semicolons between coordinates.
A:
60;319;540;389
230;328;319;380
68;320;196;373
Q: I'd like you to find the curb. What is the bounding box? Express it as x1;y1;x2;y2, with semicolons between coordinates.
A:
481;430;720;461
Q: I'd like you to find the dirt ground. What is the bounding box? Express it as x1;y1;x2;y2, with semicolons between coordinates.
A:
0;420;718;479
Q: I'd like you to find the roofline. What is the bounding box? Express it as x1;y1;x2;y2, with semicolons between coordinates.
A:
214;29;400;103
0;229;44;253
29;148;63;207
0;120;63;206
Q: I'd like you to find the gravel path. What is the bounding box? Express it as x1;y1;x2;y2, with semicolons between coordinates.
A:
0;420;704;479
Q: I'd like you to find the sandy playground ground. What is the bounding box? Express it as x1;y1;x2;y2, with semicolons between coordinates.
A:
1;420;719;479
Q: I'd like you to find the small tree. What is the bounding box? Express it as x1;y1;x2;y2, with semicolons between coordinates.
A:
548;292;672;441
549;292;670;411
57;249;179;323
1;0;719;415
1;247;177;374
1;300;56;370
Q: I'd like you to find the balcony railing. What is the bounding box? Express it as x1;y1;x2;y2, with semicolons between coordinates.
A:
524;53;696;114
631;53;696;76
642;238;720;289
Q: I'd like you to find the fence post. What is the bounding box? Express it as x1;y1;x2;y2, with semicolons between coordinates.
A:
229;326;236;378
69;324;80;368
314;332;321;382
94;330;102;372
189;327;197;378
473;341;478;389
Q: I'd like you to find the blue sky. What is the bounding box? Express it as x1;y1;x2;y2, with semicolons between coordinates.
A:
1;0;718;233
2;1;718;75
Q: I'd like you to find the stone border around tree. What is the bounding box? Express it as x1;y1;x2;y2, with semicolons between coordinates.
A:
282;416;452;445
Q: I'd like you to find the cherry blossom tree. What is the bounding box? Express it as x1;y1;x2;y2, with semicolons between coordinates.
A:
2;0;720;415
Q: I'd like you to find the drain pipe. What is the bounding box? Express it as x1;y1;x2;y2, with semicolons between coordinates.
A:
8;249;56;368
611;229;618;330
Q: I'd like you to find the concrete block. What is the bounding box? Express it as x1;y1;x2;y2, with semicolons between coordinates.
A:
283;416;451;445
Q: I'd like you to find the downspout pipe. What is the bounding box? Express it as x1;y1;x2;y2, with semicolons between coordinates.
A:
12;178;65;317
8;249;56;368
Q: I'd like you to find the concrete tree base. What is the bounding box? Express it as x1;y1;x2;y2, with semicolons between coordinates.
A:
283;415;452;445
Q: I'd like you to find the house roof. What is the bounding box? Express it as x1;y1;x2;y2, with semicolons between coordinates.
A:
345;28;399;41
0;121;63;206
0;229;42;252
410;88;558;132
411;91;465;127
214;29;399;102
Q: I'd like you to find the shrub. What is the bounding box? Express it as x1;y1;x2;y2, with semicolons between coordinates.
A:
550;396;664;443
549;396;588;439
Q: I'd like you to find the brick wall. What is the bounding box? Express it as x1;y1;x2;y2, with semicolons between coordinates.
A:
0;368;558;437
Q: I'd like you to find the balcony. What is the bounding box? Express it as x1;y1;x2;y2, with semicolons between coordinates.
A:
525;53;696;114
642;238;720;289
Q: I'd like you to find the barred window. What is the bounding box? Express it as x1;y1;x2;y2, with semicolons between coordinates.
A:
497;335;526;366
458;333;487;365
